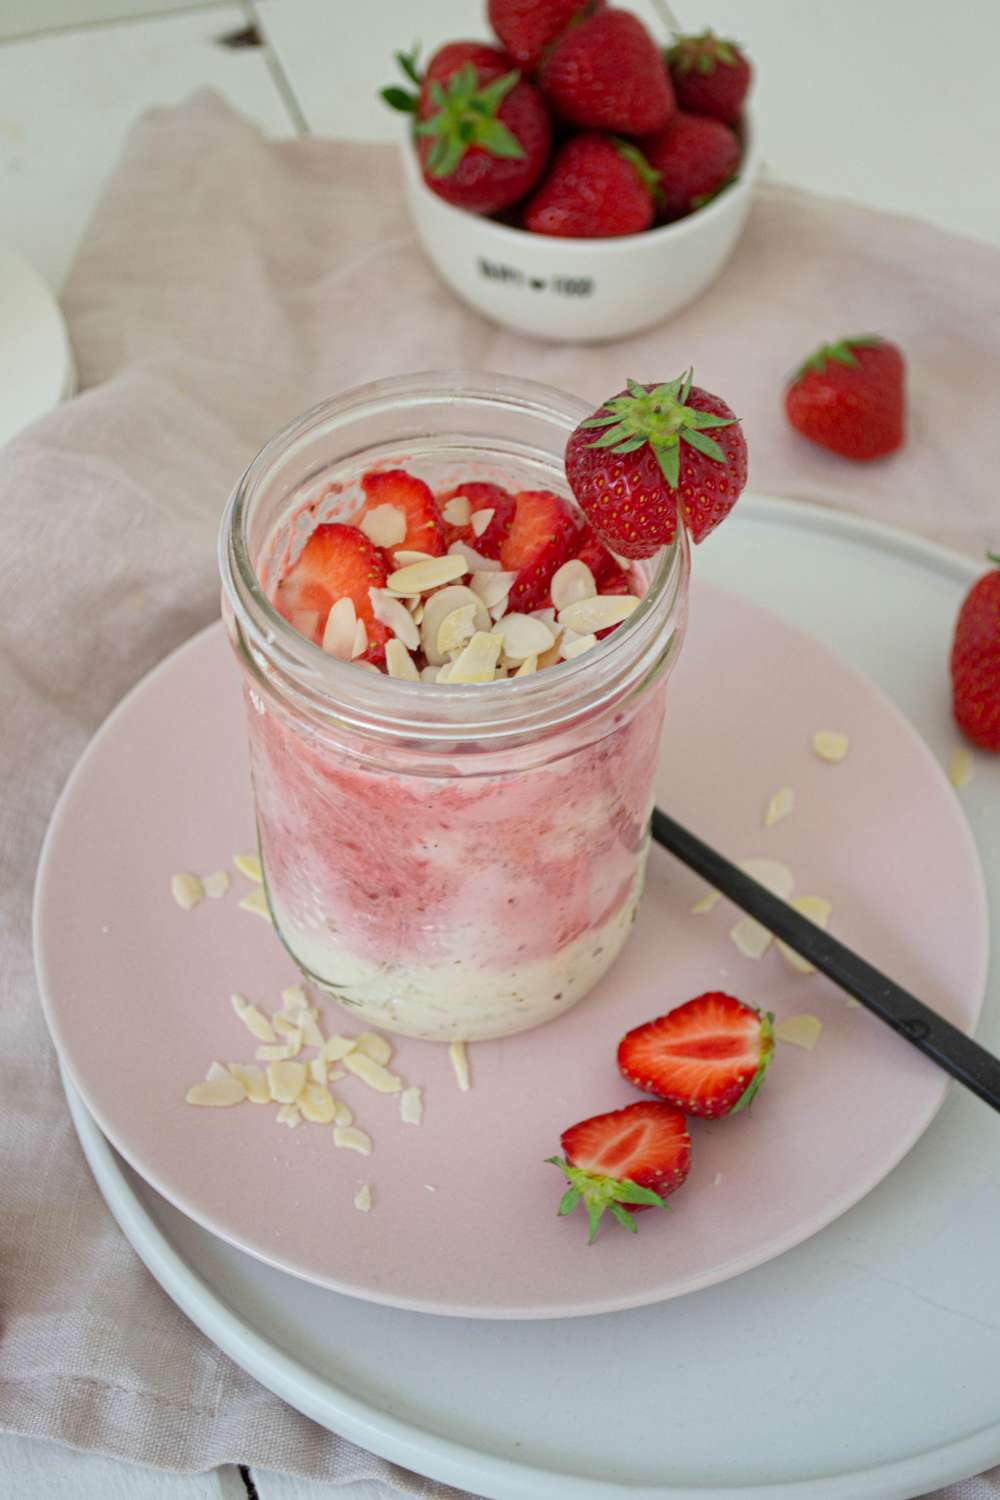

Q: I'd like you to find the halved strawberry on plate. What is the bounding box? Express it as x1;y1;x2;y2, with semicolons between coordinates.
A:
502;489;581;611
274;522;391;662
548;1100;691;1243
355;468;447;558
618;992;775;1119
438;480;517;560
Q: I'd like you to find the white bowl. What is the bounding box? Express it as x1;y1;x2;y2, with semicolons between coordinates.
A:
400;117;758;343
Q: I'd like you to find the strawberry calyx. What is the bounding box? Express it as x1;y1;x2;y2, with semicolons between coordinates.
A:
612;138;662;209
581;372;736;490
380;44;423;112
667;29;742;76
546;1156;670;1244
731;1008;776;1113
987;552;1000;567
791;335;883;384
414;62;525;177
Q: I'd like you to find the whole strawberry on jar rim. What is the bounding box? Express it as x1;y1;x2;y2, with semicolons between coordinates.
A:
951;555;1000;752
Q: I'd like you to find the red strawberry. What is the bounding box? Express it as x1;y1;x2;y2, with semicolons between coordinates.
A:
501;489;580;611
549;1100;691;1243
419;42;512;105
618;993;774;1119
488;0;605;72
785;336;906;461
539;10;675;135
357;469;446;557
438;481;516;559
522;135;658;238
666;30;752;124
951;557;1000;751
274;523;391;661
639;112;740;222
565;373;748;557
573;523;624;588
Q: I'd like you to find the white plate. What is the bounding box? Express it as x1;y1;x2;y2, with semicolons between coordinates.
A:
0;244;76;447
64;497;1000;1500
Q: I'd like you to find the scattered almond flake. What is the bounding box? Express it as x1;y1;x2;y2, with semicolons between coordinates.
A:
205;1061;230;1082
495;612;555;660
777;895;833;975
229;1063;269;1103
949;747;973;788
558;594;639;633
276;1103;302;1128
392;549;433;566
470;570;517;610
331;1098;354;1126
400;1086;423;1125
738;858;795;901
308;1056;328;1086
449;540;501;573
561;632;598;660
342;1052;403;1093
186;1078;246;1107
437;603;479;655
490;599;510;625
515;654;538;677
730;916;774;959
448;631;503;684
231;993;276;1043
255;1042;294;1062
420;584;490;664
354;1183;373;1212
813;730;849;764
775;1014;824;1050
238;886;272;922
273;1013;301;1040
410;600;425;625
470;507;494;538
442;495;472;526
299;1012;325;1048
449;1040;471;1092
300;1083;337;1124
530;606;557;629
550;559;597;612
846;997;861;1009
351;617;369;659
355;1032;393;1066
763;785;796;828
370;587;421;650
388;555;467;595
420;664;441;682
281;984;308;1010
321;595;358;659
321;1034;358;1063
537;632;564;670
384;638;419;680
334;1124;373;1155
713;1172;723;1187
424;1183;437;1192
171;873;204;911
691;889;721;915
266;1060;307;1104
436;663;454;683
234;853;262;883
359;502;406;549
328;1067;347;1083
203;869;231;900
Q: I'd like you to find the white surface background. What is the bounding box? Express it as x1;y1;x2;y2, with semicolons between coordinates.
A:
3;2;998;1497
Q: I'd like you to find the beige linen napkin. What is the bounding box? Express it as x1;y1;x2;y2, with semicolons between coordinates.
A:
2;90;999;1494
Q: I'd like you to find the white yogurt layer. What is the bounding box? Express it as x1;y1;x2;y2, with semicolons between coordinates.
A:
270;861;646;1042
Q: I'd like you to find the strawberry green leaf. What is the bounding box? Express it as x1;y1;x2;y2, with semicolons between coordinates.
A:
395;45;422;84
581;411;627;430
476;118;525;160
680;428;727;463
611;435;651;454
627;377;650;399
697;53;713;74
611;1180;669;1208
731;1011;775;1114
476;69;521;110
654;442;681;490
683;409;733;430
558;1186;582;1216
588;422;636;449
609;1203;639;1233
679;368;694;403
988;552;1000;567
586;1200;605;1244
381;86;417;112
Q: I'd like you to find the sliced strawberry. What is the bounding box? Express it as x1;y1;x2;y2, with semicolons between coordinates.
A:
274;523;391;661
438;481;516;560
573;523;625;588
548;1100;691;1243
357;468;446;557
501;489;580;612
618;992;774;1119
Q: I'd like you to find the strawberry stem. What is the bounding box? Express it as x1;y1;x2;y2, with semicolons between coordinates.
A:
581;373;735;492
413;63;525;177
791;335;883;384
547;1156;669;1244
730;1009;775;1113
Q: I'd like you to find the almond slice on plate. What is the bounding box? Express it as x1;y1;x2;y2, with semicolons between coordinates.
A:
171;873;204;911
949;748;973;788
691;889;721;915
234;853;262;883
342;1052;402;1093
449;1040;471;1092
300;1083;337;1124
400;1086;423;1125
813;730;849;763
228;1063;270;1103
238;886;271;921
333;1124;373;1155
230;993;276;1043
186;1078;246;1107
777;896;833;975
276;1103;302;1128
775;1014;823;1050
763;785;795;828
266;1060;307;1104
354;1032;393;1066
203;869;230;899
354;1183;373;1212
730;916;774;960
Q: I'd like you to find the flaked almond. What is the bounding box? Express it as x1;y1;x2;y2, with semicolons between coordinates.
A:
205;1061;229;1082
171;873;204;911
355;1032;392;1066
448;632;503;684
281;984;308;1010
738;858;795;900
234;853;262;883
354;1183;373;1212
255;1042;295;1062
550;559;597;612
386;639;420;680
331;1098;354;1127
308;1056;328;1086
561;632;597;660
449;1040;471;1092
421;585;490;665
400;1086;423;1125
342;1052;402;1093
267;1060;307;1104
558;594;639;633
300;1083;337;1123
514;654;538;677
388;555;467;595
321;595;357;659
359;502;406;549
334;1124;373;1155
470;507;494;538
442;495;471;526
393;549;433;566
186;1078;246;1107
949;747;973;788
777;895;832;975
537;632;565;669
231;993;276;1043
351;617;369;659
421;664;441;682
272;1014;300;1040
203;870;230;899
730;916;774;959
410;600;425;625
490;599;510;625
229;1063;270;1103
321;1035;358;1063
238;886;271;921
370;587;420;650
775;1014;823;1050
448;540;501;573
691;889;721;915
764;785;795;828
470;570;516;611
495;613;554;661
813;730;849;764
437;604;479;656
530;607;557;629
276;1103;302;1128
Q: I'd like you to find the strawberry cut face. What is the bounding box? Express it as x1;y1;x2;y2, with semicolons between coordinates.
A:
618;992;774;1119
438;481;516;559
356;469;447;557
550;1100;691;1243
501;489;581;612
274;522;391;661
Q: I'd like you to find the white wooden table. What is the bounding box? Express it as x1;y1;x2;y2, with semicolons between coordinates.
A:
3;2;999;1496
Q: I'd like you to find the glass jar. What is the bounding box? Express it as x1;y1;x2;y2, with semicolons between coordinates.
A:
219;371;689;1042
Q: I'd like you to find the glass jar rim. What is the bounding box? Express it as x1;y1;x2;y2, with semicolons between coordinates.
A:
219;370;688;749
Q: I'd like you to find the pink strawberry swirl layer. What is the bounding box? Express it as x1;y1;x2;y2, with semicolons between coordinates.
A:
247;684;668;1041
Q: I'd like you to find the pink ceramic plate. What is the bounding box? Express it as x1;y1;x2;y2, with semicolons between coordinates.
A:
34;582;988;1319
